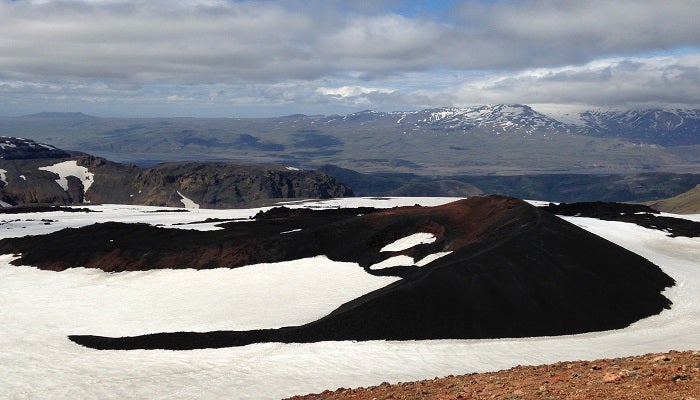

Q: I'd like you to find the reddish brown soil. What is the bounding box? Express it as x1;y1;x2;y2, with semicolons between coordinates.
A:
287;350;700;400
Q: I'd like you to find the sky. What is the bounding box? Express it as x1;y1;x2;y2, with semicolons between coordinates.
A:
1;0;700;117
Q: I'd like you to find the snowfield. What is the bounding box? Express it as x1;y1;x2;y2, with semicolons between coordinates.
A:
0;197;699;399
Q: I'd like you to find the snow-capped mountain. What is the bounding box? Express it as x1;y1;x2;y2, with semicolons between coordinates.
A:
325;105;575;136
577;109;700;145
322;105;700;143
391;104;575;135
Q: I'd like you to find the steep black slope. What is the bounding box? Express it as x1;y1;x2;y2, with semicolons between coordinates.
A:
60;196;674;350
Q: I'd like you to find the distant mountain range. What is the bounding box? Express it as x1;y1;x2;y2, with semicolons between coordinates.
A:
2;105;699;176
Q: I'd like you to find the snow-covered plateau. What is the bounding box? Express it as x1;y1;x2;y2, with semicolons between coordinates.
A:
0;197;698;399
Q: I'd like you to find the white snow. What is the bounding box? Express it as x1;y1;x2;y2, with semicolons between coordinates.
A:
38;160;95;197
0;168;7;186
176;190;200;209
369;255;415;270
415;251;453;266
369;251;454;270
380;232;436;252
19;174;26;181
0;198;698;400
285;166;301;171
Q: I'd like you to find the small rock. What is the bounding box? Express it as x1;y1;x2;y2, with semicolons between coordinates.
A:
603;372;623;383
672;374;691;382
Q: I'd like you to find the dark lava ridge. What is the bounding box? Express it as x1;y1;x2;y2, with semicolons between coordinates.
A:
0;195;675;349
542;201;700;237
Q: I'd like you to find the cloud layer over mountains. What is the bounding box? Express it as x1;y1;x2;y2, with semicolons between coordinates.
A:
1;0;699;116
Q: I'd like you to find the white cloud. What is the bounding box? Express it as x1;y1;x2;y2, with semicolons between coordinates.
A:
445;54;700;109
0;0;699;116
317;85;394;98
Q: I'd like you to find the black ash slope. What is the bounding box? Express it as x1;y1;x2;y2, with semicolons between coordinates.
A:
61;196;674;350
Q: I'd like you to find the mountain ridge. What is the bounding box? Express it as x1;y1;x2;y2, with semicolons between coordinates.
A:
3;105;700;176
0;137;353;208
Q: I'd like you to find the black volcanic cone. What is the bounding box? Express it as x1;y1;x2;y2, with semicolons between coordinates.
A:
0;196;674;349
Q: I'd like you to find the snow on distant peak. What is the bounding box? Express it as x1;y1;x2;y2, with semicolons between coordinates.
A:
388;104;574;135
38;160;94;199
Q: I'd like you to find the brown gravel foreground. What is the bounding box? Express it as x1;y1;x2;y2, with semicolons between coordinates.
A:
286;350;700;400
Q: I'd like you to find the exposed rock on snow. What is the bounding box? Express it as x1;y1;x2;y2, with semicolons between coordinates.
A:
0;196;698;399
7;195;671;350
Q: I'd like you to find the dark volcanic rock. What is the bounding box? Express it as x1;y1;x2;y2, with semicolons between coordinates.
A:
542;201;700;237
0;138;353;208
7;195;673;349
0;137;71;160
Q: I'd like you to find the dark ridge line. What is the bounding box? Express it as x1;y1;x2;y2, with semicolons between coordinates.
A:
541;201;700;237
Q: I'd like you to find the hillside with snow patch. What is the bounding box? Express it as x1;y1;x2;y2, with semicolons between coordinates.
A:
0;196;698;399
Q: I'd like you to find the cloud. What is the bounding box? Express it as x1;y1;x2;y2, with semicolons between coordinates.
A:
448;0;700;68
0;0;699;116
445;54;700;109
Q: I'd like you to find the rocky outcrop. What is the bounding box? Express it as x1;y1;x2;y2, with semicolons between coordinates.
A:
0;137;353;208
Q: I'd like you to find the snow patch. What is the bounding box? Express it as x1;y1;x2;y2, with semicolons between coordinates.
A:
177;191;200;209
369;255;415;270
381;232;436;252
0;169;7;186
369;251;454;270
285;166;300;171
37;160;94;197
415;251;453;266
